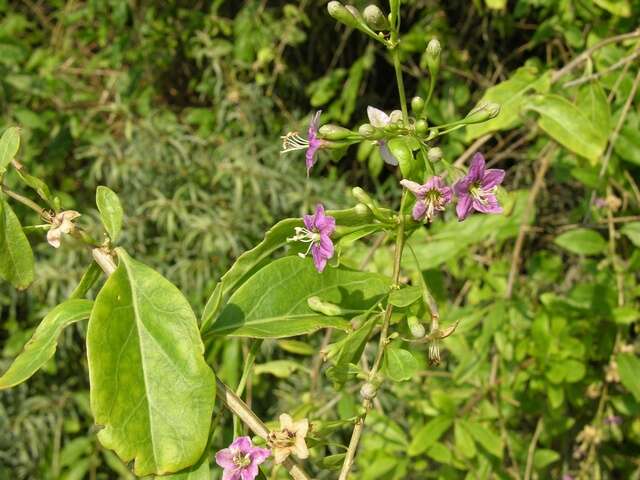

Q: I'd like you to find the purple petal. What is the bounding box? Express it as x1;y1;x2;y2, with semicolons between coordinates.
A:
305;143;319;176
482;168;505;189
473;194;502;214
249;447;271;464
318;215;336;235
453;177;472;196
312;245;328;272
468;152;485;181
456;194;473;221
303;214;315;231
308;110;322;136
230;437;252;452
378;142;398;166
441;186;453;204
216;449;237;470
223;470;242;480
424;175;444;191
412;201;427;221
400;179;425;197
312;204;326;227
241;464;259;480
319;234;334;258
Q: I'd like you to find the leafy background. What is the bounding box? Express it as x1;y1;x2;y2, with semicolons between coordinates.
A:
1;0;640;479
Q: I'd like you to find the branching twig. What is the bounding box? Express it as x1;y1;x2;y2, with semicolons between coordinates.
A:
524;418;543;480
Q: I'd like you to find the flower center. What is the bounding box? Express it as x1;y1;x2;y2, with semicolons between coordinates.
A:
233;452;252;468
280;132;309;153
288;227;322;259
469;182;495;205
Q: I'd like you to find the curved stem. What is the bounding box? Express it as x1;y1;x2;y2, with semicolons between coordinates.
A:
1;185;48;219
337;192;408;480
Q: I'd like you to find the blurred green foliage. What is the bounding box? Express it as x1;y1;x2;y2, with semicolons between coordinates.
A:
1;0;640;479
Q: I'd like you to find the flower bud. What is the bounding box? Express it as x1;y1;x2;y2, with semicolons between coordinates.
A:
407;316;426;338
352;186;373;205
363;5;388;31
388;138;414;178
425;39;441;77
354;202;369;216
318;124;352;140
307;296;344;316
415;119;428;135
360;382;378;400
426;38;441;58
464;102;501;124
411;96;425;113
327;1;359;29
427;147;443;163
389;110;403;125
358;123;376;137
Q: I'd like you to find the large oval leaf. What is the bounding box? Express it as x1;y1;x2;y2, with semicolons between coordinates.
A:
0;195;35;289
206;255;392;338
0;126;20;174
0;299;92;389
554;228;606;256
96;186;124;242
88;248;215;476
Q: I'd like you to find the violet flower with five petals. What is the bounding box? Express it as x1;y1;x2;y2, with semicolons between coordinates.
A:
453;152;505;221
281;110;326;176
290;204;336;272
400;177;452;222
215;436;270;480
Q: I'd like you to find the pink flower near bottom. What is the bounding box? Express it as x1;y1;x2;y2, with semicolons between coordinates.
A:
215;436;270;480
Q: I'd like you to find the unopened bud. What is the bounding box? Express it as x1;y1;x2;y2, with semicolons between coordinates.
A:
425;39;441;78
358;123;376;137
415;119;428;135
427;147;443;163
354;203;369;216
345;5;364;21
352;187;373;205
307;296;344;316
360;382;377;400
363;5;388;31
411;96;425;113
407;316;426;338
426;38;441;59
327;2;359;29
319;124;352;140
464;102;500;124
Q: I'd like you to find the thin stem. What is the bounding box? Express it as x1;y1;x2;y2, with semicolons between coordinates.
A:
234;340;262;437
524;418;543;480
1;185;48;219
337;192;408;480
392;49;409;125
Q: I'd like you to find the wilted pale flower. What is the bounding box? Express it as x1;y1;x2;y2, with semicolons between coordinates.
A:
47;210;81;248
215;436;270;480
281;110;326;176
289;204;335;272
454;152;505;221
400;177;452;222
366;106;400;166
268;413;309;464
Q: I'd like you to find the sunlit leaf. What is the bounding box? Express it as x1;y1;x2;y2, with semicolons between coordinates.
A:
96;186;124;242
0;195;35;289
0;126;20;174
554;228;606;255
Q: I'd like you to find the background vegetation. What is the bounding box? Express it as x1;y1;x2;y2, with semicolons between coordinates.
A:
1;0;639;479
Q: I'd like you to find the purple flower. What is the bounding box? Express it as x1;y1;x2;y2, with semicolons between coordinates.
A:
215;436;270;480
401;177;452;222
290;204;336;272
281;111;326;176
367;106;400;166
453;152;505;221
604;415;622;425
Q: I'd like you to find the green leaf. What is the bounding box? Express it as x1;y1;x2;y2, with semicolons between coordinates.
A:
154;456;210;480
454;420;476;458
577;82;611;135
617;354;640;401
88;248;216;476
0;299;92;389
554;228;607;256
96;186;124;242
524;94;607;164
0;126;20;174
388;285;422;307
484;0;507;8
465;66;550;140
382;347;418;382
254;360;302;378
593;0;631;16
15;168;53;206
460;420;503;459
621;222;640;247
326;316;376;387
408;417;453;456
534;449;560;469
614;114;640;165
388;137;414;179
206;256;391;338
0;195;35;289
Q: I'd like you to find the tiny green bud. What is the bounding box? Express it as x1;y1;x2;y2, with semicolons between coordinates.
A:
411;96;425;113
407;316;426;338
426;38;441;59
360;382;378;400
345;5;363;21
327;1;359;29
319;124;353;140
354;202;369;216
464;102;501;124
415;119;428;135
363;5;388;31
425;39;441;77
427;147;443;163
358;123;376;137
307;296;344;316
352;186;373;205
